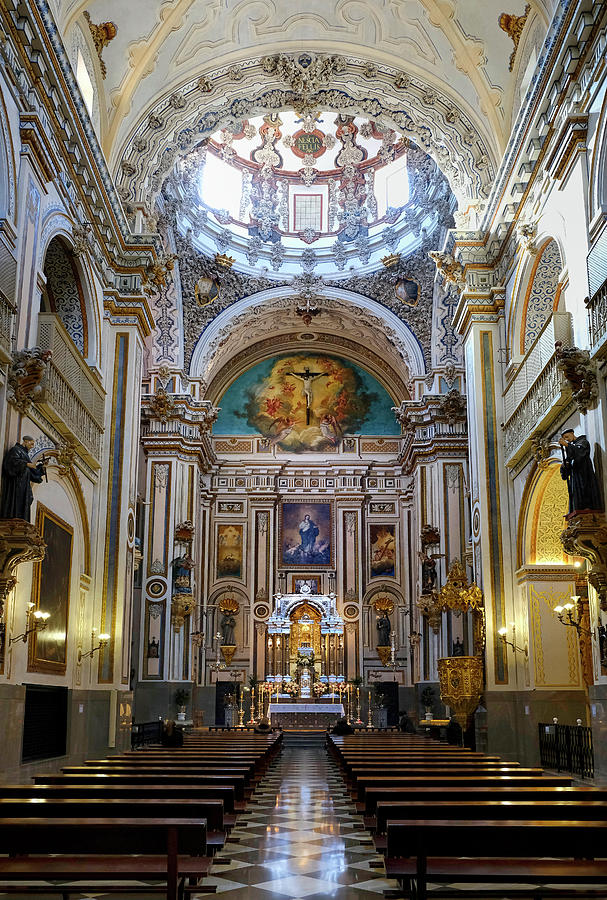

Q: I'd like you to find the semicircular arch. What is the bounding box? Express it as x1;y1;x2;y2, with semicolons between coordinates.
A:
189;285;426;395
517;457;571;569
113;54;498;211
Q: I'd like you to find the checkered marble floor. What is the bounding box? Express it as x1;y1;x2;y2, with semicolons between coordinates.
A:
199;746;395;900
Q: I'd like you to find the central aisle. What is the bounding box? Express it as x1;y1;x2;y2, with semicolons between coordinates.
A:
201;744;397;899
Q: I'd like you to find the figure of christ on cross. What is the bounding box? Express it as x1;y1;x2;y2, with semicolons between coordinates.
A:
286;367;329;425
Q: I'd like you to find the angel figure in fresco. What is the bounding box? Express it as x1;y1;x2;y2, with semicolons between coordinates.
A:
320;413;343;446
286;367;328;424
269;416;295;448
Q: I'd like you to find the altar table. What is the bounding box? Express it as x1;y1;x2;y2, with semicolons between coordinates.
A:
268;702;344;728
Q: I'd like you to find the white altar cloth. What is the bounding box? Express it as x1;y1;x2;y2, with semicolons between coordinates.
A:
268;703;344;715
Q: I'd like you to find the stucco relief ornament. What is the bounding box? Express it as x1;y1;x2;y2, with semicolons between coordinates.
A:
71;222;93;257
83;11;117;79
53;440;77;476
436;389;467;425
391;401;416;436
555;342;598;415
7;347;53;415
428;251;465;289
148;388;175;422
199;404;220;434
516;221;538;254
530;436;551;470
261;52;346;110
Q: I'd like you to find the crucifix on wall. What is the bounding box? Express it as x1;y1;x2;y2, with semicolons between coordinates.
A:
286;367;328;425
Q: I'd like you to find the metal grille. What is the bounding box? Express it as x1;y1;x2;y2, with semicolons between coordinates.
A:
131;720;162;749
538;722;594;779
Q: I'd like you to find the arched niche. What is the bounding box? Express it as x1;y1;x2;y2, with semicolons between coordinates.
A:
518;460;571;568
516;460;583;692
41;235;90;357
362;584;402;649
515;238;564;357
207;584;250;651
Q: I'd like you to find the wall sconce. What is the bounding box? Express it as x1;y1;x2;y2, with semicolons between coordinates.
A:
78;628;110;662
497;623;528;657
554;596;595;639
10;603;50;645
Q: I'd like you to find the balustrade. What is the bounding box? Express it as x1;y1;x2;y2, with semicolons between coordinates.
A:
502;312;573;466
0;287;16;363
587;279;607;352
36;314;105;467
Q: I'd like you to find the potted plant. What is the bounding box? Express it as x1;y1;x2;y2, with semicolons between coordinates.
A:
174;688;190;722
421;686;435;720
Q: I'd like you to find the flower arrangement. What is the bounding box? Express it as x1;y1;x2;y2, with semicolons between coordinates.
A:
296;650;315;667
283;681;298;696
313;682;327;697
261;682;275;693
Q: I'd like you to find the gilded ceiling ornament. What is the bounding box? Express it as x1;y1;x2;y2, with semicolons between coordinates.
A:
428;250;465;288
141;255;176;296
52;440;77;477
498;5;531;72
83;11;117;79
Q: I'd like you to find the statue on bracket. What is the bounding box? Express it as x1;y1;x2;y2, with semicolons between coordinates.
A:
0;436;46;521
220;612;236;645
376;612;391;646
559;428;603;515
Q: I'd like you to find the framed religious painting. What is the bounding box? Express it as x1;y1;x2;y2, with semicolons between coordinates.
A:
369;523;397;578
28;505;73;675
279;500;334;568
216;523;244;580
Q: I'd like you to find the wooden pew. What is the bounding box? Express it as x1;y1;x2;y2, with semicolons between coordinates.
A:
362;781;583;818
374;798;607;846
36;773;248;804
385;818;607;900
353;774;571;804
0;797;228;852
0;816;210;900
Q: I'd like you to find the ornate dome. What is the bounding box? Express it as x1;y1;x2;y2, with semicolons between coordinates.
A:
168;108;453;277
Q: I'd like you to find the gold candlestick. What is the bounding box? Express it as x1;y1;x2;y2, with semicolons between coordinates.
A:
355;687;362;724
248;687;256;725
367;689;373;729
257;686;263;721
238;687;245;727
